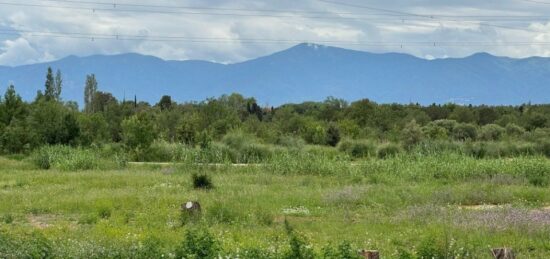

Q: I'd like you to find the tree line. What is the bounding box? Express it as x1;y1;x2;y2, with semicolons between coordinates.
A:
0;67;549;155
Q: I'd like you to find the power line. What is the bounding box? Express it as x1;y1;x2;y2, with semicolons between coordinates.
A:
0;0;549;23
2;28;550;46
37;0;550;20
316;0;546;33
523;0;550;4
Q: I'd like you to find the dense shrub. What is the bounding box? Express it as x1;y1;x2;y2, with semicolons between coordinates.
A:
452;123;478;141
377;143;402;159
413;140;464;155
175;227;220;259
401;120;424;149
422;123;448;140
539;141;550;158
276;135;305;149
479;124;505;141
337;139;376;158
0;231;53;259
321;241;361;259
283;220;316;259
121;113;156;150
192;173;214;189
432;119;458;134
206;203;239;224
325;124;341;147
505;123;525;138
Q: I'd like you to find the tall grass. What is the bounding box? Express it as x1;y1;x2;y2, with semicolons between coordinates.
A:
29;145;126;171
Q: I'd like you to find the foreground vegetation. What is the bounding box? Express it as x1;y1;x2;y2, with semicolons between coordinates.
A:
1;152;549;258
1;68;549;258
1;68;550;162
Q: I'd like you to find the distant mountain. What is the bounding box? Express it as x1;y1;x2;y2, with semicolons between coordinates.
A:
0;43;549;106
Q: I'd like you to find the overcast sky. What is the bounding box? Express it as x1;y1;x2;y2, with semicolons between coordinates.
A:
1;0;550;66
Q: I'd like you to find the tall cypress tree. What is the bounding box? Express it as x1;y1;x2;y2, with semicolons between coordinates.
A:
44;67;55;101
54;69;63;101
84;74;98;113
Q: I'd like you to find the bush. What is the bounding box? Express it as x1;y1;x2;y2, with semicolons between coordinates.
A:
121;114;156;150
401;120;424;149
452;123;478;141
276;135;305;149
525;166;549;187
284;220;316;259
1;214;14;224
416;236;445;259
0;231;53;259
538;141;550;158
222;130;254;150
192;173;213;190
322;241;361;259
432;119;458;134
78;214;98;225
32;149;51;169
505;123;525;138
175;227;220;259
337;139;376;158
206;203;238;224
480;124;505;141
377;143;402;159
422;123;448;140
97;206;112;219
325;124;341;147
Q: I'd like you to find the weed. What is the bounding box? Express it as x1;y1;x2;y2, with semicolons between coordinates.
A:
192;173;213;189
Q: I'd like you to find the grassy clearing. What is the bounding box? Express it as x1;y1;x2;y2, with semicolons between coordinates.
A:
0;154;549;257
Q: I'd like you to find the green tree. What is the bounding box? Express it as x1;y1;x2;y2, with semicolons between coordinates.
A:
401;120;424;149
0;118;36;153
422;123;448;140
525;112;547;130
326;123;341;147
44;67;56;101
92;91;117;113
60;112;80;145
29;101;72;145
449;106;477;123
77;113;110;146
479;124;505;141
452;123;478;141
84;74;98;113
0;84;26;126
158;95;173;111
54;69;63;101
121;113;156;150
477;106;499;125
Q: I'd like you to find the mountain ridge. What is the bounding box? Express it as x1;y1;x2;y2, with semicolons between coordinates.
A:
0;43;548;106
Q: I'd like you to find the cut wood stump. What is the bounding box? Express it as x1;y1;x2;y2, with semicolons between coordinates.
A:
491;248;515;259
359;250;379;259
181;201;201;220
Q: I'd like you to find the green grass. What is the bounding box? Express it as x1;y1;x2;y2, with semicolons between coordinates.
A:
0;154;549;257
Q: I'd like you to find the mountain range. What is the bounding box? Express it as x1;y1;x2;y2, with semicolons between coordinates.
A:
0;43;549;106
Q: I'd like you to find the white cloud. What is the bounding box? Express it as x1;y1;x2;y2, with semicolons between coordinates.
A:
0;0;550;65
0;38;54;65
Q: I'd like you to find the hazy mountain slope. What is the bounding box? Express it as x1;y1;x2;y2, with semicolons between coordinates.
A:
0;43;548;106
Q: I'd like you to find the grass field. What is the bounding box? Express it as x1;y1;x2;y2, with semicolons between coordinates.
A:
0;154;549;258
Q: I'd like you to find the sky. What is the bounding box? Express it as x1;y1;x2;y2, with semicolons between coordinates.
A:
1;0;550;66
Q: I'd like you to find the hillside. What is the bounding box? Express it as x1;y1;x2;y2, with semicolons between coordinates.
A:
0;43;549;105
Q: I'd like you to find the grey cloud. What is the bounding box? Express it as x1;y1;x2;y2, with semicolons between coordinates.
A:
0;0;550;66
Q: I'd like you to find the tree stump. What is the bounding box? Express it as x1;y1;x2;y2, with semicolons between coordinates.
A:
180;201;201;223
491;248;515;259
359;250;380;259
